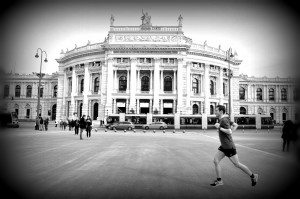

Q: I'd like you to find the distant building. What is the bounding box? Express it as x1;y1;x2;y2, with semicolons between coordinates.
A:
1;73;58;121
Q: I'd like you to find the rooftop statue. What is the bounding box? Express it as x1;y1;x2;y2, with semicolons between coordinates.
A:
110;14;114;26
141;10;151;26
178;14;183;26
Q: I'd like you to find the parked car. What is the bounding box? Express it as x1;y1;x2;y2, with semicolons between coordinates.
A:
109;121;135;130
142;122;168;130
105;122;115;129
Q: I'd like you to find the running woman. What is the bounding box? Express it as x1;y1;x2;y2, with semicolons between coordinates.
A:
210;105;258;187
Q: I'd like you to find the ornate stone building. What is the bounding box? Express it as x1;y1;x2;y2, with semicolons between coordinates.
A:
1;14;297;127
55;14;243;128
1;73;58;121
238;74;298;124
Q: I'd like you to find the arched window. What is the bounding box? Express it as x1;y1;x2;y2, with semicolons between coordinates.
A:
68;77;72;94
223;82;226;96
257;108;263;114
281;88;287;101
164;76;172;91
26;85;32;98
192;78;199;94
210;80;215;95
210;105;214;115
39;86;44;98
240;107;247;114
53;85;57;98
94;77;99;93
269;88;275;101
239;87;245;100
256;88;262;100
15;85;21;97
192;104;199;114
4;85;9;97
119;76;127;91
141;76;150;91
80;79;84;93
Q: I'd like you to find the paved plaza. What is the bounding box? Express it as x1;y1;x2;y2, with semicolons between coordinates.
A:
1;123;300;199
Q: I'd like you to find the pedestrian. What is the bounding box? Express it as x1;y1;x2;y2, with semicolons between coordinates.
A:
210;105;258;187
282;120;294;152
63;120;67;130
79;115;87;140
86;115;92;139
59;119;63;130
44;117;49;131
74;117;80;135
55;120;58;127
39;116;44;131
35;116;39;130
68;119;71;131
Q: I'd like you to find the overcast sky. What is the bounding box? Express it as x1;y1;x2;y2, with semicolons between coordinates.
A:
0;0;299;78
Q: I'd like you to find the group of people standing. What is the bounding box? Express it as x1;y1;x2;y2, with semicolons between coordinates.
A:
35;115;49;131
76;115;92;140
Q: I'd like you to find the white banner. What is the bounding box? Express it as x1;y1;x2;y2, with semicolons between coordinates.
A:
117;102;126;107
163;103;173;108
140;103;149;108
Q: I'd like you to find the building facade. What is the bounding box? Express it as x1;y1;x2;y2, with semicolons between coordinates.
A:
1;73;58;121
1;14;297;126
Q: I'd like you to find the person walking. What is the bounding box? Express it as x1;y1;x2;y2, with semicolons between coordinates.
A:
86;115;92;139
282;120;294;152
44;117;49;131
210;105;258;187
74;117;80;135
79;115;87;140
39;116;44;131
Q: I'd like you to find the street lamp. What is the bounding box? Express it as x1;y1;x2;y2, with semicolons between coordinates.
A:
226;48;234;121
35;48;48;118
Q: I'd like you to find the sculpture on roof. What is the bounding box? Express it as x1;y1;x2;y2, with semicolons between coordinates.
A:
110;15;114;26
141;10;151;26
178;14;183;26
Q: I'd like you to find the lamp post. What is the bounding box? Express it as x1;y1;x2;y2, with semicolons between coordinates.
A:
226;48;234;121
35;48;48;118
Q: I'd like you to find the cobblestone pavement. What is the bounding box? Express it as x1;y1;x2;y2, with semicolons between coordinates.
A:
1;124;299;199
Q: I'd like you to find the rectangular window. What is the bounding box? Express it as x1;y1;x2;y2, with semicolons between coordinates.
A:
26;109;30;118
282;113;286;121
170;59;174;64
140;58;144;63
163;58;168;63
117;58;121;63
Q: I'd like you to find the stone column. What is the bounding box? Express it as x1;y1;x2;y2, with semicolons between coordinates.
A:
173;70;176;94
150;70;153;94
70;68;76;116
203;64;210;114
186;61;191;113
56;66;65;121
160;70;163;93
105;57;114;113
82;63;90;116
219;67;223;105
153;58;160;112
136;99;140;114
114;70;118;92
177;58;183;113
126;70;130;94
129;58;137;112
137;69;140;93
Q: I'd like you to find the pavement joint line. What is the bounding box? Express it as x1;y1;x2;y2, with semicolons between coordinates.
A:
198;133;285;159
23;142;78;159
